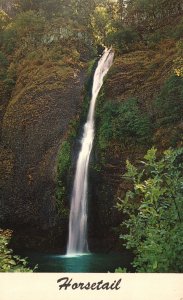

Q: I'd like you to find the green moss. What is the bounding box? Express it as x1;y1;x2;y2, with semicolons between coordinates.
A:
154;75;183;126
56;140;71;216
96;97;152;159
10;60;74;105
57;141;71;177
0;51;8;67
87;58;97;76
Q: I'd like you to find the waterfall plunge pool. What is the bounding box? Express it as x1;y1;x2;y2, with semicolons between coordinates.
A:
23;252;133;273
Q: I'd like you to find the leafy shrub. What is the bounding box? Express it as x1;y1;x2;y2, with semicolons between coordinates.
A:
0;51;8;67
106;27;139;53
57;141;71;177
14;11;45;40
0;229;34;272
174;40;183;77
3;78;15;96
56;141;71;216
172;18;183;39
98;98;152;150
2;27;17;54
0;9;9;31
2;10;45;54
117;147;183;272
154;75;183;126
0;50;8;79
87;58;97;76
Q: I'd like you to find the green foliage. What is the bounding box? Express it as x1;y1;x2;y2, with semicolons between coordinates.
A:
87;58;97;76
0;230;35;272
174;40;183;77
0;9;9;31
97;98;152;150
13;10;45;43
91;5;110;43
117;147;183;272
56;141;71;216
3;77;15;95
1;26;17;54
16;0;96;25
115;267;127;273
57;141;71;176
17;0;57;15
172;18;183;39
0;50;8;79
1;11;45;53
154;75;183;126
15;10;44;30
124;0;182;34
0;50;8;66
145;18;183;48
106;26;139;53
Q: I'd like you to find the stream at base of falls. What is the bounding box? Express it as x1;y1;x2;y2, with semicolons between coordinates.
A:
20;252;133;272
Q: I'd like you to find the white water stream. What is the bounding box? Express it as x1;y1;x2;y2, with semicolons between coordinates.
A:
67;48;114;255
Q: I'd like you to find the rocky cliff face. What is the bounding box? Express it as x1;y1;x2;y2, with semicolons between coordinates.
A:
0;56;86;250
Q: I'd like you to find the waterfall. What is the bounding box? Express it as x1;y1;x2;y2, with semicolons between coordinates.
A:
66;48;114;255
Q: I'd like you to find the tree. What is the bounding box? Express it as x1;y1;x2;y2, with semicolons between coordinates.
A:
117;0;126;21
71;0;96;26
91;5;111;43
16;0;41;12
117;147;183;272
123;0;183;33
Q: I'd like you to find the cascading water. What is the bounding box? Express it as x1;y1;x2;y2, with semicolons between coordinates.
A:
67;48;114;255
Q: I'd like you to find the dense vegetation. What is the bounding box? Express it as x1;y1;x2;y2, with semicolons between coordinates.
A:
117;147;183;272
155;75;183;126
0;0;183;272
0;229;34;272
97;98;152;151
